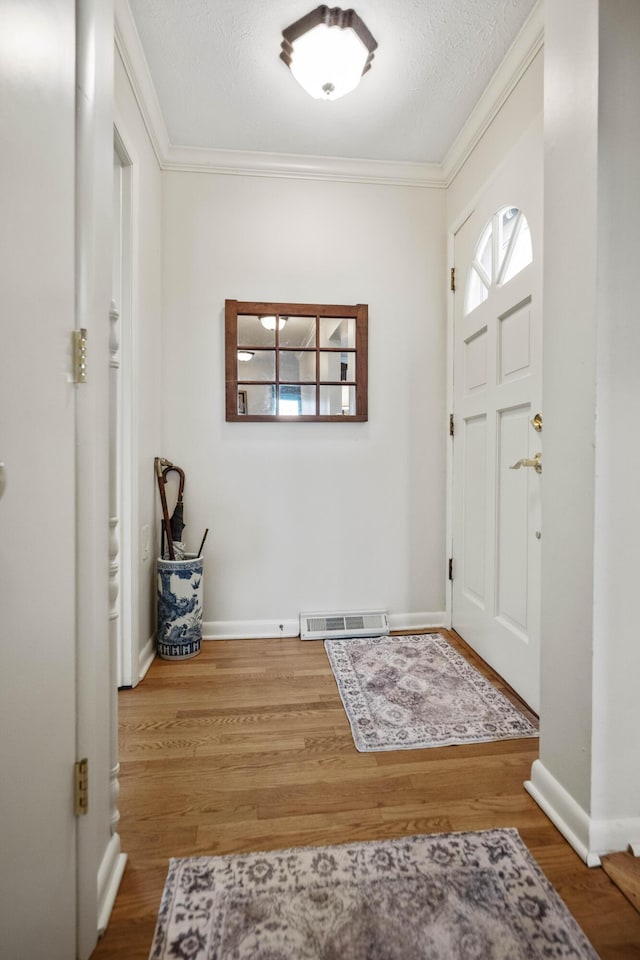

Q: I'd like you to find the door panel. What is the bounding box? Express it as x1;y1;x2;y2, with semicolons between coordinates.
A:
465;328;488;392
499;297;532;382
452;123;542;712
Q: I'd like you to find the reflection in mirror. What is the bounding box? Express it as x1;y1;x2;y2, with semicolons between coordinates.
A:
237;349;275;381
319;317;355;349
320;384;356;416
259;315;286;331
279;316;316;348
319;351;355;382
278;384;316;416
238;384;276;416
279;350;316;382
238;315;275;347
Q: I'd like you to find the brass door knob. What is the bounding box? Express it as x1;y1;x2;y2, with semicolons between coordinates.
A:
531;413;543;432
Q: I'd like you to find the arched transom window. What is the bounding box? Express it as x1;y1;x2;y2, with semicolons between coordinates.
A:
464;206;532;316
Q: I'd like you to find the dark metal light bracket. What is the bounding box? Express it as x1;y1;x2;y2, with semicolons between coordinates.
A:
280;5;377;75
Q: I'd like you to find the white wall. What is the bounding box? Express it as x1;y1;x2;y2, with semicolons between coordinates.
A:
162;172;446;632
114;44;163;674
591;0;640;824
526;0;640;860
446;51;543;228
538;0;599;814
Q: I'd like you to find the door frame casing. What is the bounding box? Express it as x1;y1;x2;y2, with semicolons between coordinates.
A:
113;119;139;688
445;201;478;632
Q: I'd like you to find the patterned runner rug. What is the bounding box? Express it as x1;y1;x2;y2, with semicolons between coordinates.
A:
324;633;538;751
149;829;598;959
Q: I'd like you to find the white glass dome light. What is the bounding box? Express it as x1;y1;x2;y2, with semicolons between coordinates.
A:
289;22;369;100
260;315;287;331
281;6;377;102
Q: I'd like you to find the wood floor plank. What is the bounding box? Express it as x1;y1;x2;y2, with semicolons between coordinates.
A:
91;632;640;959
602;852;640;914
195;808;388;855
374;735;538;766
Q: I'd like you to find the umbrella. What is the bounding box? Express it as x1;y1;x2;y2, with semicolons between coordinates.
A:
154;457;175;560
162;464;186;545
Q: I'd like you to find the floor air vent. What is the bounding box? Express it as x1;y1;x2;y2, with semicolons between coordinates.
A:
299;610;389;640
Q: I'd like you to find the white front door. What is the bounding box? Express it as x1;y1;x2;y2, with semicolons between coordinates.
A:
0;1;78;956
451;125;543;712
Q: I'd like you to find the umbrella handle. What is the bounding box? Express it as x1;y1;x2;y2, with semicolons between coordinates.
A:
154;457;175;560
162;465;185;503
154;456;173;477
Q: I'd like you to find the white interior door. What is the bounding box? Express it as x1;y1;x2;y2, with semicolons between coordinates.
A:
451;126;542;712
0;1;78;955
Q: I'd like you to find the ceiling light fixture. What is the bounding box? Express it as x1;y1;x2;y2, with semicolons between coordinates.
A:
280;6;377;101
237;350;255;362
260;315;287;331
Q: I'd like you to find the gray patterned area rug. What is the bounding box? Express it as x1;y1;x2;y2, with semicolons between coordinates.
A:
149;829;598;960
324;633;538;751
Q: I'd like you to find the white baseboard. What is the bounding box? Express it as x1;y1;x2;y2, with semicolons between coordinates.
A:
203;612;446;641
138;633;156;681
525;759;640;864
388;612;447;632
524;761;600;866
97;834;127;936
203;619;300;640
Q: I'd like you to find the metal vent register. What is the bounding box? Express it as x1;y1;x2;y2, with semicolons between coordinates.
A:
300;610;389;640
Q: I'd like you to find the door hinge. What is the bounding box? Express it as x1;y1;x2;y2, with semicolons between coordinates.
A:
74;758;89;816
449;413;454;437
448;557;453;581
72;328;88;383
450;267;456;292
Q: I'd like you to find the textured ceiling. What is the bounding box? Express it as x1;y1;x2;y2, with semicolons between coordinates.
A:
128;0;537;164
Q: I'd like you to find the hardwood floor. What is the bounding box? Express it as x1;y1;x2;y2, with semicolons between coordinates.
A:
91;631;640;958
602;852;640;915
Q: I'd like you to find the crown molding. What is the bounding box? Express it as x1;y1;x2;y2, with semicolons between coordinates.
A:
441;0;544;186
114;0;170;166
114;0;544;188
163;144;444;187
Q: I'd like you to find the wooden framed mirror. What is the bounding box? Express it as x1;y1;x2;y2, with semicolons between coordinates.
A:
225;300;368;421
